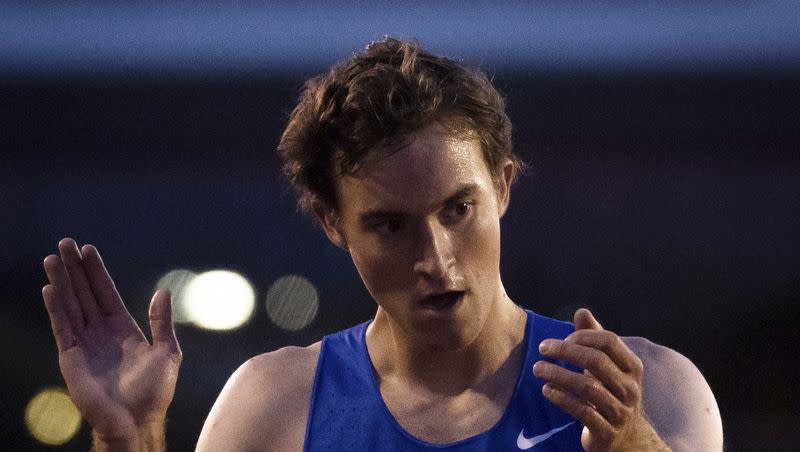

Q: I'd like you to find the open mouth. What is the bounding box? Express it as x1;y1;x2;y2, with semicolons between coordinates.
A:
420;291;464;311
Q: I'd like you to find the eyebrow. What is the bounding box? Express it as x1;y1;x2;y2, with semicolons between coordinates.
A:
358;183;480;224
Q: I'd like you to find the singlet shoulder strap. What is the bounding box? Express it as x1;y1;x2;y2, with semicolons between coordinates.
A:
303;320;376;450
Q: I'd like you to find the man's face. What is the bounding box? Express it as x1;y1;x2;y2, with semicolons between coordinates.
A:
323;123;512;347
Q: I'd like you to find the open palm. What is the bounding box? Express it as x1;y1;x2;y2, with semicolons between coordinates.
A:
43;238;181;438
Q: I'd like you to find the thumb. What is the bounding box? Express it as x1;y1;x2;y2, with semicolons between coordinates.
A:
580;425;600;452
574;308;603;331
149;289;181;354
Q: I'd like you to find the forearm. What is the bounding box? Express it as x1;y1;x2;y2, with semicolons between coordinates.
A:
90;421;166;452
621;417;672;452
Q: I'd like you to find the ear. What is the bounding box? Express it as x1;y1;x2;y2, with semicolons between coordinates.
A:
497;158;514;218
316;206;348;250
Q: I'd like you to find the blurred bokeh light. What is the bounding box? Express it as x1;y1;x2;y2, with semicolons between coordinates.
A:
183;270;255;331
265;275;319;331
24;387;81;446
155;269;197;324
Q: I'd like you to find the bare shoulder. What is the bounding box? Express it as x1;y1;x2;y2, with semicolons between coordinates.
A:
196;342;321;452
623;336;724;452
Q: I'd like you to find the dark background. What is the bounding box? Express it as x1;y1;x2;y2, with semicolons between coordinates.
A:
2;3;800;451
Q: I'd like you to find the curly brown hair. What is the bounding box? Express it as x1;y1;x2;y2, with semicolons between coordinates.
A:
278;37;523;218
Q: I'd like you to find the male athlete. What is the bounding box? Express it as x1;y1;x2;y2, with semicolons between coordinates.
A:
42;38;723;451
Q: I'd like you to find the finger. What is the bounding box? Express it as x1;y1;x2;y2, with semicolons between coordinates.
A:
574;308;603;331
542;383;614;445
42;285;78;352
149;290;181;358
80;244;127;316
564;330;643;375
533;361;629;426
58;238;101;324
43;254;85;332
539;339;632;402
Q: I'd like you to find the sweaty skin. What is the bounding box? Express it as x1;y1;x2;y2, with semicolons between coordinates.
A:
45;123;723;451
535;310;723;451
197;334;723;451
197;123;722;451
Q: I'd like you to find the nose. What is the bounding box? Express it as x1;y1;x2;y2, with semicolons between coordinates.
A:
412;220;455;281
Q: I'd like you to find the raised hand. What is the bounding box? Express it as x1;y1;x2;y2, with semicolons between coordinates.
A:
42;238;181;445
533;309;669;451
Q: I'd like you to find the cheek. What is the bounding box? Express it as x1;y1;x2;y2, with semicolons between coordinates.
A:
349;243;413;302
460;212;502;277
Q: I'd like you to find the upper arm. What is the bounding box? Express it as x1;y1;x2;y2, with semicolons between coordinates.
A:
624;337;723;452
195;343;320;452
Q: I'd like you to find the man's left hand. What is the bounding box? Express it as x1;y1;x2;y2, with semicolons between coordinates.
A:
533;308;670;451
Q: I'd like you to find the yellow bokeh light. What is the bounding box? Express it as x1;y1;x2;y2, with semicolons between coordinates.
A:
25;387;82;446
183;269;255;331
265;275;319;331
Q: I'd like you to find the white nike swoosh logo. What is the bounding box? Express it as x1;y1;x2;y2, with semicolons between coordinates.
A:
516;421;576;450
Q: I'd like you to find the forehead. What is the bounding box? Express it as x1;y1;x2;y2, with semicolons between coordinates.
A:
337;124;493;215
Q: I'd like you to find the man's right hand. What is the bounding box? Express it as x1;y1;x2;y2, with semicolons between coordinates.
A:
42;238;182;449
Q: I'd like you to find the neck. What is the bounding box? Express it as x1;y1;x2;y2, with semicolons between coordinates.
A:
366;288;527;395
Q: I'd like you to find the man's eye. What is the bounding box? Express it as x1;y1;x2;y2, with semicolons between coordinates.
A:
455;202;472;216
374;218;402;234
443;202;473;222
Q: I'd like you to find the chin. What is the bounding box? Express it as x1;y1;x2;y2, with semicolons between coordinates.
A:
408;317;481;351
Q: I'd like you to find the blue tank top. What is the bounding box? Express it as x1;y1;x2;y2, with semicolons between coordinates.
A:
303;310;583;451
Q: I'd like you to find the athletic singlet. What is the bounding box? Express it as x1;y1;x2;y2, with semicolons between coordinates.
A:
303;310;583;451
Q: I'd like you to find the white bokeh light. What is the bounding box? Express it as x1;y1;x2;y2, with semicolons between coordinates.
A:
265;275;319;331
183;270;255;331
155;269;197;324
